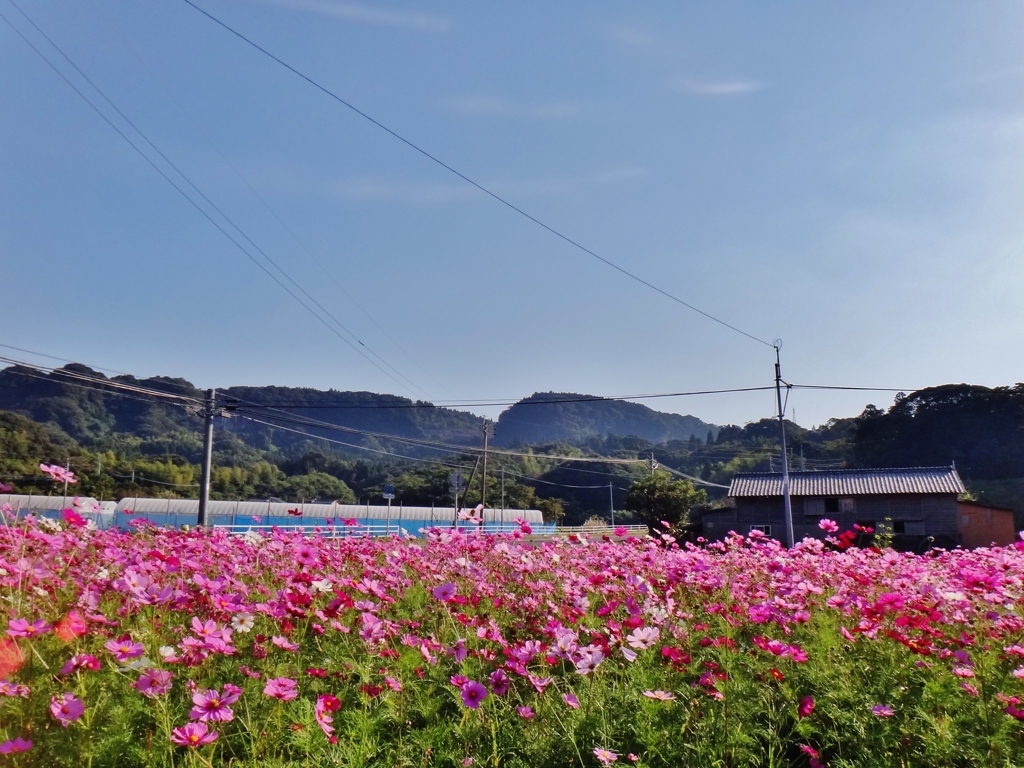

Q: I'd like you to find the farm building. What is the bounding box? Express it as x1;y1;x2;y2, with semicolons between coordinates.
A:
957;499;1017;548
703;466;965;549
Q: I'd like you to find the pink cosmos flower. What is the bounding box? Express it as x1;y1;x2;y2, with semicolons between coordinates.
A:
626;626;659;650
872;705;895;717
1006;705;1024;721
517;705;535;719
104;637;145;662
594;748;618;765
50;693;85;727
432;582;457;601
0;680;30;697
54;610;89;643
563;692;580;709
7;618;52;638
460;680;488;709
0;738;32;754
643;690;676;701
264;677;299;701
189;687;238;722
315;694;341;739
60;654;100;675
271;636;300;652
133;669;174;697
798;696;815;718
39;463;76;484
818;518;839;533
170;722;218;747
251;516;263;524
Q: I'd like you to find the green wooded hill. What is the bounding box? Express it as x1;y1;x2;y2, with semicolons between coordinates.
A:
495;392;717;447
1;364;1022;524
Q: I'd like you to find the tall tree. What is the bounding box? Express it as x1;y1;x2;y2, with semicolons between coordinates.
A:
624;472;706;532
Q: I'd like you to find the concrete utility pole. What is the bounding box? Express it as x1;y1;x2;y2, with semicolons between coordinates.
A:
774;346;795;548
198;388;216;528
650;452;656;477
609;481;615;526
481;421;492;522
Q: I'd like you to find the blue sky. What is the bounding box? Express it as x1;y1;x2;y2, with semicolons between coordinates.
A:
2;1;1023;428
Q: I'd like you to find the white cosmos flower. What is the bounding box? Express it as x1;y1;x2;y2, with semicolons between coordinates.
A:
311;578;333;594
231;613;255;633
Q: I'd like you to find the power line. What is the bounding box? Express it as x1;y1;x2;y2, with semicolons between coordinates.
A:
85;0;443;396
232;412;473;470
225;386;777;410
177;0;774;350
0;355;201;404
656;463;730;489
1;4;423;399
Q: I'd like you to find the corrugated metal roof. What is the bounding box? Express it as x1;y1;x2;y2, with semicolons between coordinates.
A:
728;466;965;497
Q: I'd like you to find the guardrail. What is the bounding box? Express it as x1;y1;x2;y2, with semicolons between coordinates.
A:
213;523;649;539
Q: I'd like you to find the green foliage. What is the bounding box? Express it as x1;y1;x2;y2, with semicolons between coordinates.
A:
623;472;706;531
496;392;717;447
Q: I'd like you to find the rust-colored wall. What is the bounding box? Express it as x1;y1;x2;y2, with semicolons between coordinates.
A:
958;502;1017;549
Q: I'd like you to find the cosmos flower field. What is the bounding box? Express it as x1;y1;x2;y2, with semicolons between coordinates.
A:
2;512;1024;767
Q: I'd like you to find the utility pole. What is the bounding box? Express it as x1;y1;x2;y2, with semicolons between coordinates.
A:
481;421;492;524
774;346;795;548
62;458;70;508
500;466;505;514
198;388;216;528
609;481;614;526
650;452;655;477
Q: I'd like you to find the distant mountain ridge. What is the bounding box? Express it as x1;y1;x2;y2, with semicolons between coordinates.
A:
495;392;718;447
0;367;718;456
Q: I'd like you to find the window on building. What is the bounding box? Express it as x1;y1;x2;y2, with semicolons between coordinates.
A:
804;498;825;517
824;497;839;513
893;521;905;534
840;497;856;514
750;524;771;536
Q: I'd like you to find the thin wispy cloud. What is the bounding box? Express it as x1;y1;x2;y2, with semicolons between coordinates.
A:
444;96;595;120
669;77;762;97
250;0;451;32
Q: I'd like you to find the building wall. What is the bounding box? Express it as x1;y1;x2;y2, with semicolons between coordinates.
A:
958;502;1017;549
703;493;961;546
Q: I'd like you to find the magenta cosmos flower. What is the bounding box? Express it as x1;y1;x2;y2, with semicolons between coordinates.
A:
104;637;145;663
170;722;218;747
594;747;619;765
432;582;457;601
60;654;100;675
264;677;299;701
798;696;815;719
50;693;85;727
133;669;173;698
872;705;895;717
517;705;535;719
460;680;488;709
7;618;51;638
0;737;32;754
189;687;238;722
